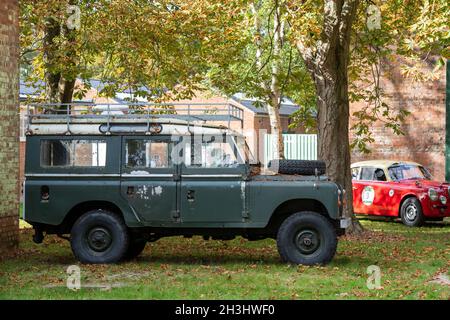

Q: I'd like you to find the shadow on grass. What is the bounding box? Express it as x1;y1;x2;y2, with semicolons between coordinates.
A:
358;217;450;229
129;252;282;265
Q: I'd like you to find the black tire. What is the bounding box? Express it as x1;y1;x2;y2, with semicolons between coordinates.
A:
277;211;337;265
268;160;326;175
70;210;129;264
400;197;424;227
123;237;147;260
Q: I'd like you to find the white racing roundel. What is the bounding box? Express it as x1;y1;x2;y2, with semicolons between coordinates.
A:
362;186;375;205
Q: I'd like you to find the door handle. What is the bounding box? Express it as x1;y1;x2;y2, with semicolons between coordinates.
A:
127;186;135;196
187;190;195;202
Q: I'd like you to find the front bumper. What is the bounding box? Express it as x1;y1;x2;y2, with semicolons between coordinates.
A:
423;200;450;217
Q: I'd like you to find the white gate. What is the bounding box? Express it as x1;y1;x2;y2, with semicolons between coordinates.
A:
264;134;317;166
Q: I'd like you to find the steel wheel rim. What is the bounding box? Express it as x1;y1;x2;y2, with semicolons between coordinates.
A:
294;229;321;255
405;203;418;221
87;227;112;252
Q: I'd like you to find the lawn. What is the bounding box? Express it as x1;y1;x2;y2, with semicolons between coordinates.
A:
0;219;449;300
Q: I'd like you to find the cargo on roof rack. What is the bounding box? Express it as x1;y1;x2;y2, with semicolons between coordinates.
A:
25;102;244;136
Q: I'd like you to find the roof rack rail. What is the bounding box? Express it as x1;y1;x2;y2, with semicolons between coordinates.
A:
25;102;244;135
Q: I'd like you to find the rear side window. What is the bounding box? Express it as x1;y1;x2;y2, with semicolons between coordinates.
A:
360;167;375;180
125;139;172;168
40;139;107;167
351;167;360;180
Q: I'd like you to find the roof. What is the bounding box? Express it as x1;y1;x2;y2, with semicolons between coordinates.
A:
231;96;299;116
19;80;43;98
351;160;422;169
20;79;302;116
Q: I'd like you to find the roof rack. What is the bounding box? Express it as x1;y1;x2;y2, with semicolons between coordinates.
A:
26;102;244;135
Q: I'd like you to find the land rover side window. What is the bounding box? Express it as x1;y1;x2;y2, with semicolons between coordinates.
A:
40;139;106;167
185;135;239;168
125;139;172;168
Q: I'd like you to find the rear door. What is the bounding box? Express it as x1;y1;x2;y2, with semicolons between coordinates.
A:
353;167;377;215
120;136;178;223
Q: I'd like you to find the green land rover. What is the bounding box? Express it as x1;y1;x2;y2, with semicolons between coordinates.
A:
23;102;350;265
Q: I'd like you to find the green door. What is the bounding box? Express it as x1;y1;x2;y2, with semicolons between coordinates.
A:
120;136;178;223
179;135;246;224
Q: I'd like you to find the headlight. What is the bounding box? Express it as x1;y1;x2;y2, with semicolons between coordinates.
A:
440;195;447;205
428;188;438;201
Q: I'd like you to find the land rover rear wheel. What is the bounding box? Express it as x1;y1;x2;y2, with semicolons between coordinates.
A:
276;211;337;265
70;210;129;264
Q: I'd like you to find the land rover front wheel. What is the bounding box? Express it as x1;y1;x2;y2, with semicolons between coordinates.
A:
70;210;129;264
276;212;337;265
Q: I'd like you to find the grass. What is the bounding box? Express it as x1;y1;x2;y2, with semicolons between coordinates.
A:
0;219;449;300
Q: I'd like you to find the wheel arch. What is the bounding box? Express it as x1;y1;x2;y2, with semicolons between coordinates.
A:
59;200;125;234
265;198;331;233
398;194;420;217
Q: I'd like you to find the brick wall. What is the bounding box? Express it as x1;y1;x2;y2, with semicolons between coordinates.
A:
349;59;447;180
0;0;19;257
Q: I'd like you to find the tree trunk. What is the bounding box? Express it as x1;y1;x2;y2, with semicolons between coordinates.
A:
268;2;285;159
43;17;61;104
252;0;285;160
267;95;284;159
59;7;78;105
314;70;363;233
60;78;76;104
297;0;363;233
44;14;77;107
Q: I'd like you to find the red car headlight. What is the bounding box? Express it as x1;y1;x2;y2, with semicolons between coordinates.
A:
428;188;438;201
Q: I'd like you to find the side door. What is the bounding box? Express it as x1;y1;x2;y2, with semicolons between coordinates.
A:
353;166;377;215
179;134;246;224
120;136;178;223
370;168;394;216
355;167;390;216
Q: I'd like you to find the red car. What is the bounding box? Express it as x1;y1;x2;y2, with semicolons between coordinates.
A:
351;160;450;226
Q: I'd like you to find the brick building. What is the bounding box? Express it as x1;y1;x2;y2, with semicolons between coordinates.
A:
0;0;19;257
349;60;448;181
